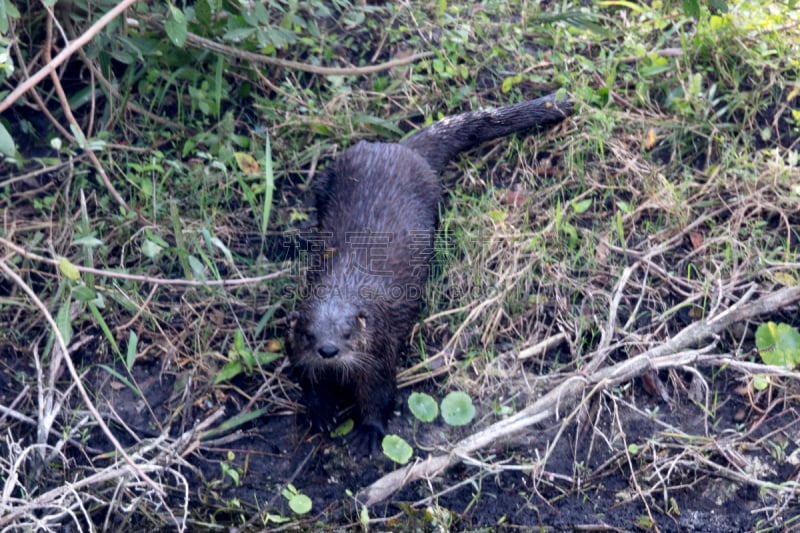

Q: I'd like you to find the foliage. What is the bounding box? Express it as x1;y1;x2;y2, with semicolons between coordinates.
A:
440;391;476;426
282;484;312;515
408;392;439;423
381;434;414;465
755;322;800;369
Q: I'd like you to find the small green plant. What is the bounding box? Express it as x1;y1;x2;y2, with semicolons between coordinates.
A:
408;392;438;423
220;451;242;486
752;321;800;391
282;484;312;515
330;418;355;438
382;390;477;464
440;391;476;426
215;330;282;383
345;489;370;531
381;435;414;465
755;321;800;369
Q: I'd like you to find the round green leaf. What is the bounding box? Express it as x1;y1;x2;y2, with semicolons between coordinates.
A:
288;493;312;515
440;391;475;426
408;392;438;423
381;434;413;465
755;322;778;352
756;322;800;368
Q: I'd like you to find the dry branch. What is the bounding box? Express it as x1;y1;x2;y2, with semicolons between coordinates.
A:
358;285;800;506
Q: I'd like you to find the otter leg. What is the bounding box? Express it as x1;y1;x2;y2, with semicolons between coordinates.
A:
300;376;338;434
349;367;396;454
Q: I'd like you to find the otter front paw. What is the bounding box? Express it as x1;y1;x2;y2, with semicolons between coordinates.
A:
348;421;385;456
305;392;337;434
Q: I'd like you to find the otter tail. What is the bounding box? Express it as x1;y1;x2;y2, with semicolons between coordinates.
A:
400;92;573;173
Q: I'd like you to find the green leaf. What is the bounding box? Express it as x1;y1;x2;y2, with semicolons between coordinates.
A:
756;322;800;368
288;493;312;515
0;121;15;156
72;285;97;302
73;236;103;248
56;300;73;347
571;198;592;214
753;374;769;391
533;10;612;38
165;6;187;47
142;239;165;259
264;513;290;524
382;434;414;465
200;407;268;440
330;418;354;438
682;0;701;18
58;257;80;281
187;255;206;281
0;0;22;34
97;364;142;399
440;391;475;426
89;301;120;357
126;330;138;370
195;0;212;27
221;462;239;485
708;0;728;13
214;350;282;383
215;358;244;383
69;124;87;149
224;27;256;42
408;392;438;423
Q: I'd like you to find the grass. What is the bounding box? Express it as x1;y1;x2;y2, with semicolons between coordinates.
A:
1;0;799;530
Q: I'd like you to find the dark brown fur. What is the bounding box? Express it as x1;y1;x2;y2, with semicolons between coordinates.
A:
288;93;572;453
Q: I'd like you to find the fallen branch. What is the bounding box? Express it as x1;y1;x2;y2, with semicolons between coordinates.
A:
358;284;800;506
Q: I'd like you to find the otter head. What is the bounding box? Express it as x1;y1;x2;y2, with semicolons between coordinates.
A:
287;298;373;382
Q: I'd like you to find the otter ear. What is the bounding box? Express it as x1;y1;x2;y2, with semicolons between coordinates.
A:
356;310;367;330
288;311;300;329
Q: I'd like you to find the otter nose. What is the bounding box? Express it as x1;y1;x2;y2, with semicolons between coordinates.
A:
318;344;339;359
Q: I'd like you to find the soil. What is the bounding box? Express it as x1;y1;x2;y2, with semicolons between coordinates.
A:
3;333;796;531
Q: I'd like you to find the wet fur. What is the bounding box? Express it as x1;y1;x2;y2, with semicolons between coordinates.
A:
287;94;572;453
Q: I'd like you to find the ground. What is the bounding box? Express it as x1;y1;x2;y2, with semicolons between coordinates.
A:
1;1;799;531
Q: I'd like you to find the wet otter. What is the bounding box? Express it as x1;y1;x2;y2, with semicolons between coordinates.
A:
288;92;572;453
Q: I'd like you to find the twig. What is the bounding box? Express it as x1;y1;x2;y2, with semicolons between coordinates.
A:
0;236;289;286
0;258;167;498
179;30;433;76
358;285;800;506
41;8;130;213
0;0;139;114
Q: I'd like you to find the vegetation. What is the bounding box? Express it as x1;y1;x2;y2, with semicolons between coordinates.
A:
1;0;798;530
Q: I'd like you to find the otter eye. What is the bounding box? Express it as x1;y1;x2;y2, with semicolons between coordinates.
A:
342;332;351;341
305;333;316;344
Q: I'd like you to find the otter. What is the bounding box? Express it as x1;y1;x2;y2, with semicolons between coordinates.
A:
288;92;573;453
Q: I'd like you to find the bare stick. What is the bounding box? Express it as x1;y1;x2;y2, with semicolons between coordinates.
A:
358;285;800;506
